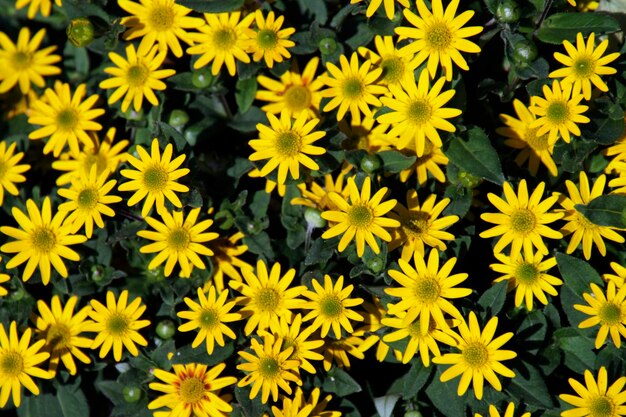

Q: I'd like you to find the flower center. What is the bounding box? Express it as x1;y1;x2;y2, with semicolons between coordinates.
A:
524;127;550;151
515;262;539;285
463;342;489;368
348;204;373;228
214;28;236;50
107;313;129;336
84;152;109;175
127;64;150;87
32;227;56;253
46;323;72;351
200;308;219;329
598;302;622;326
256;29;278;49
589;396;614;417
0;160;8;181
576;211;597;230
380;56;404;84
168;228;190;251
143;165;169;191
546;101;570;125
284;85;312;112
573;56;595;78
426;22;452;50
256;288;280;312
178;376;206;404
408;320;422;338
275;131;302;157
342;77;364;100
407;98;433;126
10;51;32;70
57;108;79;131
78;187;99;210
320;294;343;318
148;5;175;31
403;211;430;237
414;277;440;304
282;337;299;359
259;357;280;378
510;209;536;234
0;351;23;377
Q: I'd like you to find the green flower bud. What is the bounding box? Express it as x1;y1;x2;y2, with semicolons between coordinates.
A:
496;0;520;23
122;386;142;403
67;17;95;47
156;320;176;340
319;37;337;55
192;68;214;89
512;39;538;66
458;171;482;188
304;207;327;229
360;154;382;174
168;109;190;129
367;257;385;274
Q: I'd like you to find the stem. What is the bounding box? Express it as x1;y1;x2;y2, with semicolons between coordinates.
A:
535;0;553;31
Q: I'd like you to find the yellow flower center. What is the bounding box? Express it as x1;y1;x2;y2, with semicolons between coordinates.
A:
57;108;79;131
598;302;622;326
403;211;430;237
275;131;302;158
342;77;364;100
259;357;280;378
426;21;452;51
83;152;110;175
546;101;570;125
407;98;433;126
573;56;595;79
256;29;278;49
179;376;206;404
284;85;312;112
414;277;440;304
408;320;422;338
107;312;129;336
515;262;539;285
32;227;56;253
463;342;489;368
282;337;299;359
256;288;280;312
10;51;32;70
199;308;219;329
148;5;175;31
213;28;236;50
347;204;373;228
524;127;550;151
510;209;536;234
78;187;99;210
380;56;404;84
0;351;24;377
320;294;343;318
589;396;614;417
143;165;169;191
127;64;150;87
46;323;72;351
168;228;191;251
576;211;597;230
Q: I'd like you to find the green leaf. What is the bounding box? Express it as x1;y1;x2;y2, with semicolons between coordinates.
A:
477;280;508;318
17;392;64;417
234;385;267;417
155;121;187;152
445;127;505;185
323;367;362;396
235;78;257;114
176;0;244;13
57;383;90;417
304;237;336;266
387;361;433;399
516;309;548;356
378;150;416;173
555;327;597;374
425;367;465;416
297;0;328;23
250;190;271;220
507;361;554;408
575;194;626;228
556;253;604;327
536;12;621;44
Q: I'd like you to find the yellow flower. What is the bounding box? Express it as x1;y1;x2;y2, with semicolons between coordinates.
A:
138;207;218;278
389;190;459;261
256;56;323;119
301;274;364;339
28;81;105;157
229;259;305;335
398;140;449;185
549;32;620;100
187;11;255;76
177;286;242;354
291;164;352;211
32;295;93;376
475;403;531;417
86;290;150;361
203;231;252;292
321;335;367;371
350;0;410;20
529;80;590;144
556;172;624;260
604;262;626;288
575;281;626;349
498;99;558;177
0;266;8;297
395;0;483;81
0;27;61;94
560;367;626;417
99;42;175;112
268;314;324;374
358;35;419;87
0;321;51;408
118;138;190;217
320;52;387;124
237;333;302;404
433;311;517;400
340;116;396;153
268;387;341;417
378;69;461;156
0;197;87;285
321;176;400;257
0;141;30;206
15;0;62;18
490;246;562;311
385;249;471;331
148;362;237;416
249;111;326;185
480;179;563;256
118;0;204;58
248;167;286;197
243;10;295;68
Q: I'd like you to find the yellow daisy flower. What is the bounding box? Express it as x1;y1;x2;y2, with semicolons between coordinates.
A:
269;387;341;417
320;52;387;124
358;35;419;87
138;207;218;278
57;165;122;238
354;297;401;362
118;0;204;58
321;335;367;371
529;80;590;144
556;172;625;260
268;314;324;375
255;56;324;119
0;197;87;285
480;179;563;256
177;286;242;354
148;362;237;416
32;295;93;376
86;290;150;361
575;281;626;349
15;0;62;18
490;246;562;311
0;321;51;408
99;42;175;112
291;164;352;211
389;190;460;261
604;262;626;288
0;27;61;94
229;259;305;335
203;231;252;292
28;82;105;157
603;131;626;175
498;99;557;177
0;264;9;296
187;11;255;76
385;248;471;331
576;0;600;11
560;367;626;417
0;141;30;206
237;333;302;404
433;311;517;400
549;32;620;100
378;69;461;156
475;403;531;417
301;274;364;339
243;10;295;68
395;0;483;81
118;138;190;217
340;116;396;153
321;176;400;256
398;140;449;185
350;0;410;20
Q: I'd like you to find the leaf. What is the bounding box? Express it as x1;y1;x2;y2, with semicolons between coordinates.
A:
536;12;621;44
304;237;336;266
373;395;400;417
57;384;90;417
378;150;416;173
575;195;626;228
235;78;257;114
234;385;266;417
556;253;603;327
516;309;548;356
297;0;328;24
387;361;433;399
250;190;271;220
425;367;465;416
555;328;597;374
176;0;244;13
477;280;508;318
323;367;362;396
506;361;554;408
155;121;187;152
445;127;505;185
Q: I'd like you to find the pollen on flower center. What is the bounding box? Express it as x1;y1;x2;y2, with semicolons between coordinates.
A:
320;294;343;318
408;320;422;337
380;56;404;83
148;5;175;31
178;377;206;404
256;288;280;312
200;308;219;328
546;101;570;124
107;313;129;336
515;262;539;285
47;323;72;350
168;228;191;251
0;351;24;377
213;28;236;50
342;77;364;99
598;302;622;326
403;211;430;236
510;209;536;234
143;165;169;191
57;108;79;131
525;127;550;151
426;22;452;50
574;56;595;78
275;131;302;157
463;342;489;368
259;357;280;378
407;99;433;125
32;227;56;252
78;187;99;210
11;51;32;70
348;204;373;228
284;85;311;111
414;277;440;303
257;29;278;49
589;396;614;417
127;64;150;87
